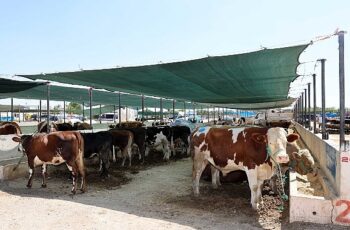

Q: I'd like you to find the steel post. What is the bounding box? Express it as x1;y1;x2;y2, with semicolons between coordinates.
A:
313;74;317;133
89;88;93;127
338;31;346;150
320;59;327;139
46;83;50;133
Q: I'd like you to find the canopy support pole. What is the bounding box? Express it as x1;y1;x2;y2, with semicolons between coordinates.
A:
307;83;311;130
89;88;92;127
208;107;210;123
183;102;186;120
301;92;304;126
46;83;50;133
63;101;66;123
313;74;317;133
10;98;13;121
118;92;121;124
113;105;116;123
214;107;216;121
99;104;102;124
172;99;175;121
126;107;128;121
82;102;85;122
39;100;42;122
338;31;346;150
160;98;163;121
320;59;327;139
142;95;145;121
304;88;307;128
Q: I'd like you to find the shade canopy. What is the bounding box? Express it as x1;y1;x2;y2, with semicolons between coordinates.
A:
0;78;44;93
21;44;308;107
0;84;187;109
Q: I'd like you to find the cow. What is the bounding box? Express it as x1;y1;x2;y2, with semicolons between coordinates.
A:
145;126;172;160
0;122;22;135
57;123;75;131
73;122;92;130
80;131;113;177
12;131;86;194
191;126;299;210
37;121;58;133
170;126;191;157
109;129;134;166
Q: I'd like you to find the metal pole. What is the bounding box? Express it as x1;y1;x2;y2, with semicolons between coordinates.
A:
6;111;8;121
142;95;145;121
320;59;327;139
46;83;50;133
118;92;121;124
113;105;116;123
18;105;21;123
214;107;216;121
82;102;85;122
63;101;66;123
160;98;163;121
99;104;102;124
89;88;92;127
313;74;317;133
338;31;346;150
172;99;175;121
307;83;311;130
10;98;13;121
184;102;186;120
208;107;210;123
39;100;42;122
126;107;128;121
301;93;304;125
304;88;307;127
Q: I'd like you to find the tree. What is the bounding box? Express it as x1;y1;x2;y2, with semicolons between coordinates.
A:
67;102;82;114
53;105;61;115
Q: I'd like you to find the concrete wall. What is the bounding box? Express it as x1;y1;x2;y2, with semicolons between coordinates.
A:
294;122;340;195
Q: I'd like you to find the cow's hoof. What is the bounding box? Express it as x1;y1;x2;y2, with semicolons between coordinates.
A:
26;184;32;188
71;190;76;195
80;188;86;193
41;184;47;188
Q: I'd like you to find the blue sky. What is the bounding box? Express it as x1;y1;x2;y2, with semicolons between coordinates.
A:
0;0;349;108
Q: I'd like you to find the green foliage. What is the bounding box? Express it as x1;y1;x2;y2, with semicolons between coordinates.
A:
67;102;82;114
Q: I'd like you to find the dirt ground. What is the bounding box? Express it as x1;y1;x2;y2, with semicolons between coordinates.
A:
0;157;348;230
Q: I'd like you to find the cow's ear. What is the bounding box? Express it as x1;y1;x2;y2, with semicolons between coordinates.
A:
287;133;299;142
251;133;267;144
12;136;21;142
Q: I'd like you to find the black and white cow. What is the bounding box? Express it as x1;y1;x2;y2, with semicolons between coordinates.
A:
80;131;113;177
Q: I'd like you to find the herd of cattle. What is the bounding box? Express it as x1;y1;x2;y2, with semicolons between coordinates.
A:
0;120;315;210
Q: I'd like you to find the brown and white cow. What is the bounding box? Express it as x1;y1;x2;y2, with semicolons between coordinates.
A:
109;129;134;166
12;131;86;194
191;126;299;210
0;122;22;135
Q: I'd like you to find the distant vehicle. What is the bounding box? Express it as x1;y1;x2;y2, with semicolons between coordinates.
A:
253;109;293;126
99;113;118;122
40;115;58;121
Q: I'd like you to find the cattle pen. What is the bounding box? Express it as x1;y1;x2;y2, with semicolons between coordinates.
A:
1;31;350;229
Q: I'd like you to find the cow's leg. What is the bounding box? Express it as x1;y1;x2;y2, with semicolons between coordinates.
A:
112;145;117;163
211;166;221;189
66;163;78;194
186;136;191;156
145;145;150;157
192;153;208;196
121;148;127;167
162;140;171;161
100;149;110;177
41;163;48;188
76;158;86;193
245;167;259;210
256;179;264;205
170;136;175;157
127;146;132;167
26;159;35;188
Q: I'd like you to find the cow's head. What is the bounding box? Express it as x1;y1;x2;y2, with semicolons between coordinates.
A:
12;135;32;154
252;127;299;164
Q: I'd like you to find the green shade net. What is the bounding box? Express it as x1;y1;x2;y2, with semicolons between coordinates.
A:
0;78;44;93
21;44;308;106
0;84;187;109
